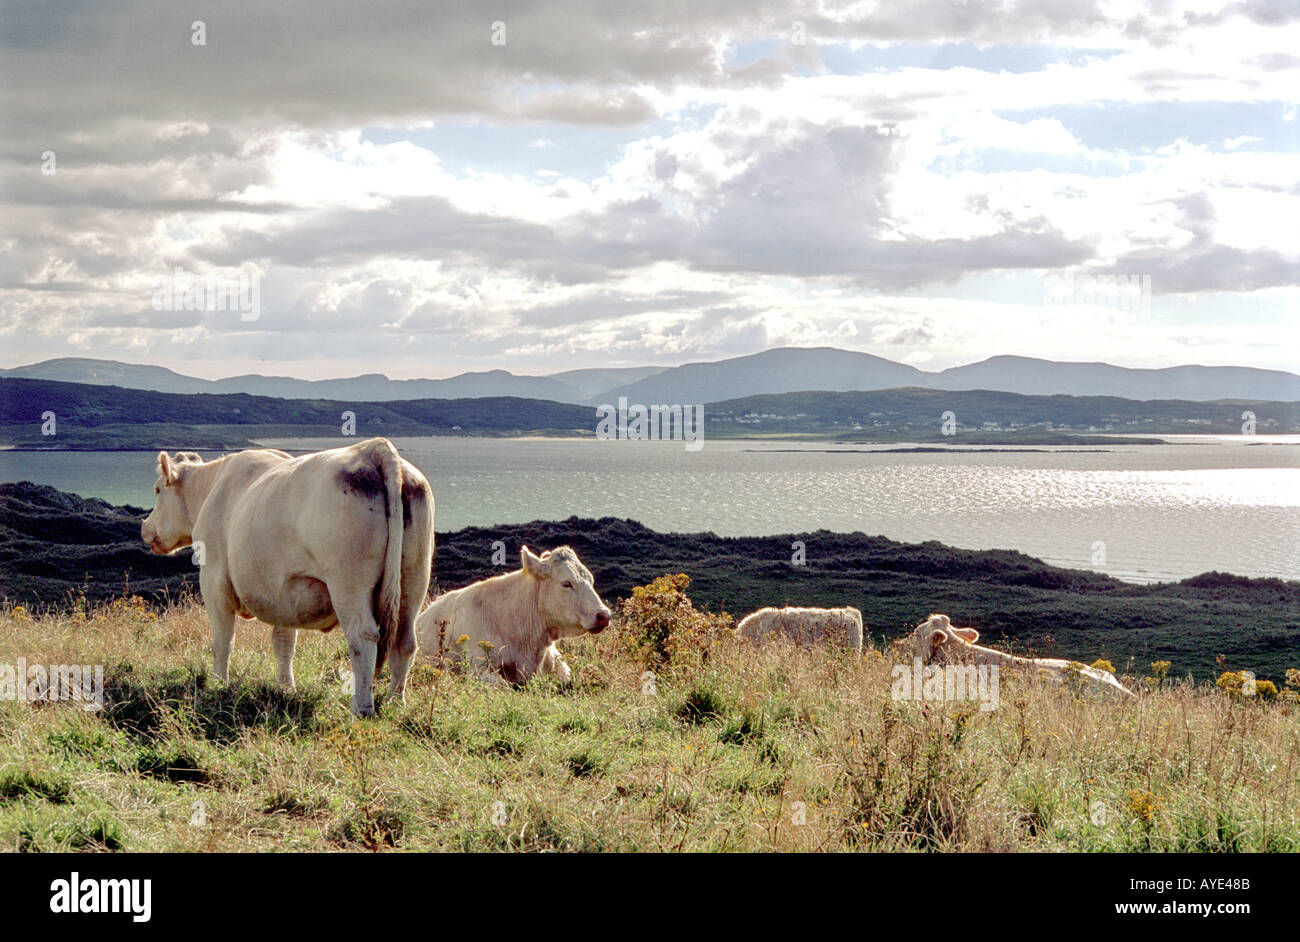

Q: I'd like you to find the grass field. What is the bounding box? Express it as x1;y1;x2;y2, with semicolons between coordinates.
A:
2;585;1298;853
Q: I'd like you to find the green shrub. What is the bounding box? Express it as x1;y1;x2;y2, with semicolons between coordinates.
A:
676;683;726;725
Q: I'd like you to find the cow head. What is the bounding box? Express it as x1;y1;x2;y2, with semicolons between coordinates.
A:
521;545;612;639
910;613;980;664
140;451;203;554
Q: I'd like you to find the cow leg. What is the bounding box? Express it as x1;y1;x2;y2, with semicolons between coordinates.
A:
386;616;416;705
203;585;237;685
271;626;297;690
336;606;379;717
541;643;572;683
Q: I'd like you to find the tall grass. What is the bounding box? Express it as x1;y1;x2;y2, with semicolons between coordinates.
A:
0;592;1296;852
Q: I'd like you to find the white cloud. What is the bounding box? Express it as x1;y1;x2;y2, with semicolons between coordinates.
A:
1;0;1296;377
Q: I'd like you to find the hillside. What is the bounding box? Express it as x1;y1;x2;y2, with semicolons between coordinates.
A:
0;378;595;449
6;591;1299;853
707;387;1300;436
932;355;1300;401
3;483;1296;683
598;347;927;405
3;377;1296;451
3;594;1296;852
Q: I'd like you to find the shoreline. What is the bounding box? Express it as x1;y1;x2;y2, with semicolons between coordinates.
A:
10;431;1300;453
0;476;1294;587
17;432;1297;453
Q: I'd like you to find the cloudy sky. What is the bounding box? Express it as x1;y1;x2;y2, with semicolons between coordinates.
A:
1;0;1296;380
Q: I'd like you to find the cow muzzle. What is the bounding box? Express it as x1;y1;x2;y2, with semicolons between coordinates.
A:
141;523;168;555
591;611;610;633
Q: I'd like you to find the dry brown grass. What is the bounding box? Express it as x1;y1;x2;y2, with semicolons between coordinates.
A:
1;594;1297;852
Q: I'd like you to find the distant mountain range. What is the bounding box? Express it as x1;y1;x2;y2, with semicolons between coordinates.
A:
596;348;1300;404
3;348;1296;404
0;358;660;404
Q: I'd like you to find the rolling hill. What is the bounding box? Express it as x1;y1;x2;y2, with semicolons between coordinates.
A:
5;348;1297;405
0;378;595;449
2;377;1297;451
597;348;1300;405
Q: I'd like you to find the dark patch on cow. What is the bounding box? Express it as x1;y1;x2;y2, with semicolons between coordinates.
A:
401;477;428;527
497;660;526;686
340;466;384;500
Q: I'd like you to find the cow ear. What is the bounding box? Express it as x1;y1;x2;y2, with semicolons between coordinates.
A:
157;451;177;485
521;545;546;577
953;627;979;644
928;628;949;653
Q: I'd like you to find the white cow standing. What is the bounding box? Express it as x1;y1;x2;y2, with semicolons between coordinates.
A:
415;546;610;685
738;606;864;653
141;437;434;716
907;613;1134;698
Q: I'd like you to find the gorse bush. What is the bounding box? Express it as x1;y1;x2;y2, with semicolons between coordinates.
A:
1146;660;1172;691
1215;671;1249;699
617;573;736;669
1213;671;1279;703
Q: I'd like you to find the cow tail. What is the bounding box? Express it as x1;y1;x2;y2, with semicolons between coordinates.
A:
374;439;405;679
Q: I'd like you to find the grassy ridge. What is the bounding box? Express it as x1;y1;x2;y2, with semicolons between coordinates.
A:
0;596;1297;852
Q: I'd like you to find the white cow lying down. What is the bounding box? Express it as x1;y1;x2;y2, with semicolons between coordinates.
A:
141;438;434;717
415;546;611;685
738;606;864;653
907;614;1134;698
